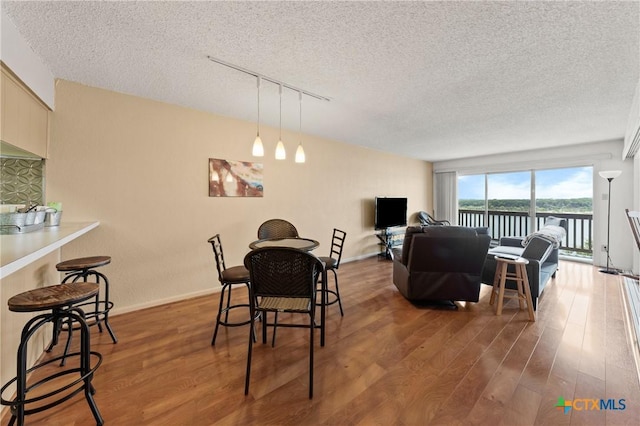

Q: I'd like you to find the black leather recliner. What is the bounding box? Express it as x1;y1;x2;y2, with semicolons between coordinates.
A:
392;226;491;303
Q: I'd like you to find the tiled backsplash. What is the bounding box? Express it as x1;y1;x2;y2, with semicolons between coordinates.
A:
0;157;45;205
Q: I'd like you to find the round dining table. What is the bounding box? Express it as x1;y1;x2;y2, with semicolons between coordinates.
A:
249;237;319;251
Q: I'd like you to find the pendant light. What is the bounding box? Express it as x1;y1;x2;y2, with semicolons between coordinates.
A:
295;90;306;163
275;84;286;160
251;76;264;157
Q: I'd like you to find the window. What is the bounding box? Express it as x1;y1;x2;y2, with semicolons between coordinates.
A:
459;166;593;257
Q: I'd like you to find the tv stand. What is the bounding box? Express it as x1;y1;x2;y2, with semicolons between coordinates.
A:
376;227;404;259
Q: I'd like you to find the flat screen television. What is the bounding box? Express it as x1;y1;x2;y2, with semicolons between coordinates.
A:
375;197;407;229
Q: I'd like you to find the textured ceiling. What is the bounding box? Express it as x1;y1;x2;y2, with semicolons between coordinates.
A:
2;1;639;162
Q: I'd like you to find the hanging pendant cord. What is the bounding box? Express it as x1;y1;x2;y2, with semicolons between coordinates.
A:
256;77;261;135
279;84;282;140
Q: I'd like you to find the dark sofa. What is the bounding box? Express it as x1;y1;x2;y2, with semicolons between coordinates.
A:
392;225;491;303
481;218;567;310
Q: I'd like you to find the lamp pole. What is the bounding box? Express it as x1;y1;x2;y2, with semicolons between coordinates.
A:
599;170;622;275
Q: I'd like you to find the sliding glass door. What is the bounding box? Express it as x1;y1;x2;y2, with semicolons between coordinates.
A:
458;166;593;258
487;171;531;240
458;174;486;227
535;167;593;256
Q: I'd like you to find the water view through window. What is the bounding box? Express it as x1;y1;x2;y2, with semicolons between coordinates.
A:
458;166;593;258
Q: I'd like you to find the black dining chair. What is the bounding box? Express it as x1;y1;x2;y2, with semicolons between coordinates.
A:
318;228;347;316
208;234;253;346
243;247;323;399
257;219;299;239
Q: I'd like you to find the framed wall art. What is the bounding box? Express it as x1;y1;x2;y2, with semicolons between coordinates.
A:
209;158;263;197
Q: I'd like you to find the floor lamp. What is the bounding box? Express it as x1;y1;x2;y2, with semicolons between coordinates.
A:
599;170;622;275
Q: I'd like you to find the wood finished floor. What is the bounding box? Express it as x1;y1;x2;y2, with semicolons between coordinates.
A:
3;257;640;425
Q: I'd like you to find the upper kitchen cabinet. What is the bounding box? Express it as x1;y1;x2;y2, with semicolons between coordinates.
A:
0;64;50;159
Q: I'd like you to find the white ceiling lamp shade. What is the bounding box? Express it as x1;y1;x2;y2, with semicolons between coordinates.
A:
295;143;305;163
252;76;264;157
275;84;286;160
295;91;306;164
275;140;286;160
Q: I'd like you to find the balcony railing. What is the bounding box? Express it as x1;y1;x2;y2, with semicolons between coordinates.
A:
458;209;593;256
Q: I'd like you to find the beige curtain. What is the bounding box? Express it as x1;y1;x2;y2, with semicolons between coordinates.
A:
434;171;458;225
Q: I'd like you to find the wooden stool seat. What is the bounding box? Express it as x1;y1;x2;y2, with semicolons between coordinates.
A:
490;256;536;321
2;283;104;425
8;282;99;312
48;255;118;360
56;256;111;272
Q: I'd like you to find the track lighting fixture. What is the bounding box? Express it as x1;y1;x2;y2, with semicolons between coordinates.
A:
207;56;330;163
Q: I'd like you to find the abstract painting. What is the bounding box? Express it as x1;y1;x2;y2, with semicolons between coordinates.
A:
209;158;263;197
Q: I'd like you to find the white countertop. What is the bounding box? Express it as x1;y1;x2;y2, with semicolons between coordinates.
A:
0;221;99;279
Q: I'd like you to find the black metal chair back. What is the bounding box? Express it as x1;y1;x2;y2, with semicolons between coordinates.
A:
626;209;640;252
318;228;347;316
327;228;346;270
208;234;227;282
243;247;323;398
207;234;252;346
257;219;299;239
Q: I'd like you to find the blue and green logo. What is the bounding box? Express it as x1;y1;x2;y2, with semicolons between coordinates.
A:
555;396;626;414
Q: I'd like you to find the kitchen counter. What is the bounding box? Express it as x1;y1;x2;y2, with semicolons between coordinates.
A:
0;221;99;279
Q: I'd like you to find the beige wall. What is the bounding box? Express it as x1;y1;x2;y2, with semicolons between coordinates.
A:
47;80;432;313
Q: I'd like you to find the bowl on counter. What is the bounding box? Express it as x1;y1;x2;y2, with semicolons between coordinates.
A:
45;209;62;227
0;212;27;227
34;207;47;224
0;206;49;233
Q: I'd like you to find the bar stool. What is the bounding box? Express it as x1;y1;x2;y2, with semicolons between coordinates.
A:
208;235;255;345
317;228;347;316
1;283;104;425
490;256;536;321
48;256;117;361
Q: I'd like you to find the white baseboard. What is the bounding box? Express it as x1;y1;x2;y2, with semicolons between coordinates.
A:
342;252;381;263
110;287;218;316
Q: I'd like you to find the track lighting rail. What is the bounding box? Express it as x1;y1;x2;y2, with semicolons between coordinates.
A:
207;55;331;102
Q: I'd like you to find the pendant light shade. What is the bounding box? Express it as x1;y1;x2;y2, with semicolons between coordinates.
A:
252;135;264;157
252;76;264;157
295;143;305;163
275;140;286;160
295;91;305;163
275;84;286;160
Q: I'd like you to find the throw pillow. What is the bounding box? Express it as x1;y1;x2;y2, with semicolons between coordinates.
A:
521;225;566;248
544;216;562;227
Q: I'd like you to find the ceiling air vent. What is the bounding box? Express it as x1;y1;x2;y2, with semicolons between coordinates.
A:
624;126;640;159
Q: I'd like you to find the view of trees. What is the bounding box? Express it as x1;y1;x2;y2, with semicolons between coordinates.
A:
459;198;592;213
